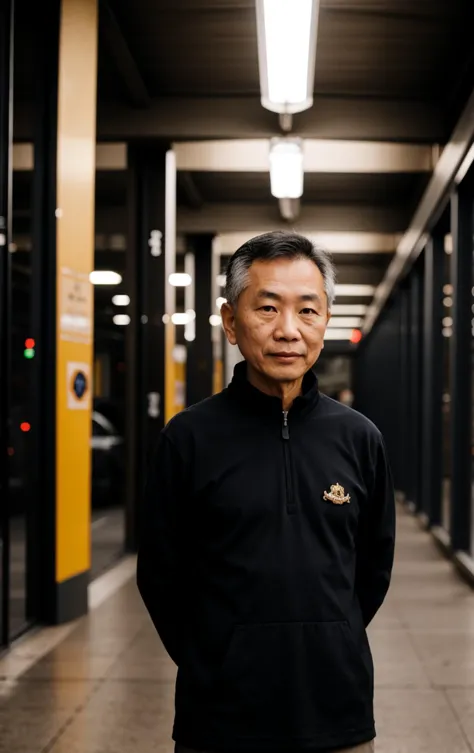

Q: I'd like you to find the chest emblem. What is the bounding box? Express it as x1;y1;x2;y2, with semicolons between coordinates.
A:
323;483;351;505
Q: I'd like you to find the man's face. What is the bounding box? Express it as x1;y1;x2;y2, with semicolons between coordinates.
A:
222;257;330;384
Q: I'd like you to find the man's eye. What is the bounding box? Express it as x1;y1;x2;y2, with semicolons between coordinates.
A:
301;308;317;315
260;305;277;313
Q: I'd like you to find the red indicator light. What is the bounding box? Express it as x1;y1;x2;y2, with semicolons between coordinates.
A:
7;447;14;456
20;422;31;433
350;329;362;344
25;338;35;349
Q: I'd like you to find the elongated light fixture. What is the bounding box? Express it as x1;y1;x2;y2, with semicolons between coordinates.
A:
256;0;319;114
112;294;130;306
90;270;122;285
269;138;304;199
169;272;192;287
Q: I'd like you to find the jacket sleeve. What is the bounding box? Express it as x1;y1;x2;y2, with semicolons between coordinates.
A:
136;430;187;665
355;434;396;627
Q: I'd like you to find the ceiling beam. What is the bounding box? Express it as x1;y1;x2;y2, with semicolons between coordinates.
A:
87;96;446;143
99;0;151;108
363;85;474;334
174;203;409;235
13;142;128;171
214;231;398;255
174;139;435;173
14;97;446;144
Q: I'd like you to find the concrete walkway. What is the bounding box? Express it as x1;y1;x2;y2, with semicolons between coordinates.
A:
1;505;474;752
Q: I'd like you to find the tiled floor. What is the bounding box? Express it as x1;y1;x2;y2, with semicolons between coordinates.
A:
1;505;474;752
90;507;126;580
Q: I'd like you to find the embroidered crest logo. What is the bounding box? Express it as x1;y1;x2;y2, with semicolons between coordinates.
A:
323;483;351;505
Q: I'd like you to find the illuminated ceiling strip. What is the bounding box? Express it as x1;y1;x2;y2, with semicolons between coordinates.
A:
214;232;398;255
327;317;362;328
335;284;375;297
331;304;367;315
324;328;358;341
173;139;434;174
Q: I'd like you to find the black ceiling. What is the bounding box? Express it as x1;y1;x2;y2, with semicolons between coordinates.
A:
98;0;473;106
186;171;431;209
10;0;474;334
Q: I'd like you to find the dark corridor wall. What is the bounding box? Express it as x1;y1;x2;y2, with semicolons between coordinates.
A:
353;293;404;491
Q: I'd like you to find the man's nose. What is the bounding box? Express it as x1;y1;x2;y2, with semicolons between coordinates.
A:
274;312;302;340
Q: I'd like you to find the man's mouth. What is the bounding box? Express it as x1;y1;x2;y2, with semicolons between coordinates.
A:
269;352;303;359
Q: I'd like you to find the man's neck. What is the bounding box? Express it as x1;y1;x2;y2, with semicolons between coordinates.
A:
246;364;303;411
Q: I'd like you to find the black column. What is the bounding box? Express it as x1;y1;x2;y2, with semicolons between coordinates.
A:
125;144;168;551
186;234;213;406
399;283;411;501
0;0;14;647
409;262;423;512
421;234;444;525
449;179;474;551
29;0;61;626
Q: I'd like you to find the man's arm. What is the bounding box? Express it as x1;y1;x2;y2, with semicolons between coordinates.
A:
355;434;396;627
136;430;186;665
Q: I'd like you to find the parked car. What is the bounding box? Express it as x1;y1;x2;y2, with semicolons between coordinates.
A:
91;408;124;508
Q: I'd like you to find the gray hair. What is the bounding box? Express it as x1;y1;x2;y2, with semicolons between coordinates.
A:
224;231;336;309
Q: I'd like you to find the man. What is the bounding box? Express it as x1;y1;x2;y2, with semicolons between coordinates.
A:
137;231;395;753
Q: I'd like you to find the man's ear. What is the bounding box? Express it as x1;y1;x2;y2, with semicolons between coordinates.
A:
221;302;237;346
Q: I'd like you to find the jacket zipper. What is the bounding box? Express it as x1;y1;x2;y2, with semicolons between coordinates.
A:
282;411;296;514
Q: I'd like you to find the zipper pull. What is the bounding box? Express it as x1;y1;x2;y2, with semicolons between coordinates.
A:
282;411;289;440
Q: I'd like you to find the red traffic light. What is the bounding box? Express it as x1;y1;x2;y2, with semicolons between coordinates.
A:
350;329;362;344
25;338;35;349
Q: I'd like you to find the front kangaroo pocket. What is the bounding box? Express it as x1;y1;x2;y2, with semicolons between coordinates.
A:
219;621;372;740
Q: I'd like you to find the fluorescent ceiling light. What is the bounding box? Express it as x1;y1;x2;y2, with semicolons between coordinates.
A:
90;270;122;285
112;294;130;306
169;272;192;287
113;314;130;326
335;284;375;297
269;138;304;199
171;310;196;325
172;345;187;364
256;0;319;114
330;304;367;316
327;317;362;329
184;322;196;342
324;328;356;341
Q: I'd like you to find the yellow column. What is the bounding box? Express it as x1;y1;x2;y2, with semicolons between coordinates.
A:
55;0;97;585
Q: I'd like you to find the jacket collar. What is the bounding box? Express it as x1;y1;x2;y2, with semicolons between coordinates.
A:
227;359;320;418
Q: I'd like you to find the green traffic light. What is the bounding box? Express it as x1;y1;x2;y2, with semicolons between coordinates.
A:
24;348;35;359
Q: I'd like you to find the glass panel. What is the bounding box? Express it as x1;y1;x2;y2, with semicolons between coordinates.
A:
9;166;33;638
441;236;453;533
471;248;474;558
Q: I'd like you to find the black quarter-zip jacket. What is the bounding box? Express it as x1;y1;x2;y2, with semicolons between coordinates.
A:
137;361;396;753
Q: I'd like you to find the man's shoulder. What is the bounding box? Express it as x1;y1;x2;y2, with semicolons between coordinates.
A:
163;390;230;442
317;393;382;441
